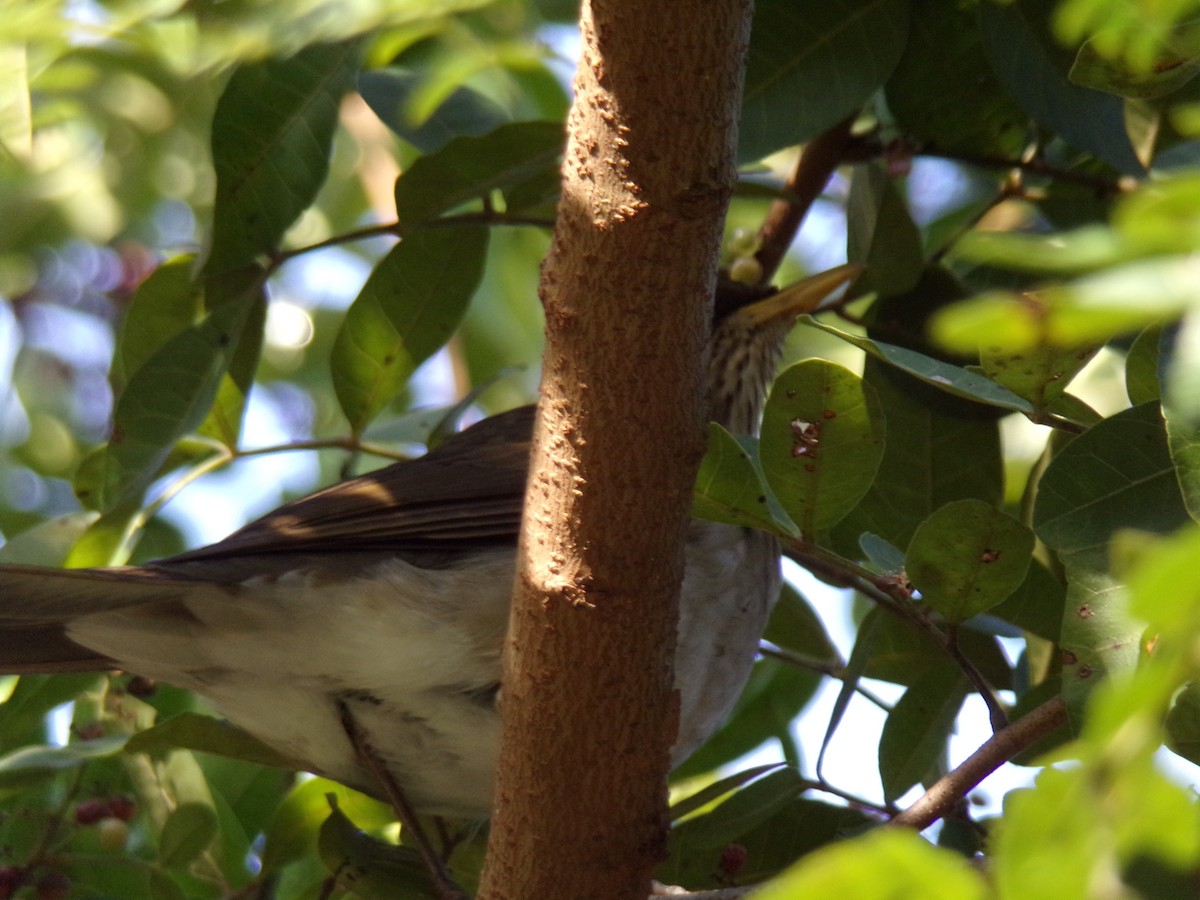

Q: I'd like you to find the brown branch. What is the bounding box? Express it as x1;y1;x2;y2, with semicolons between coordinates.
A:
753;116;856;285
783;542;1009;731
889;695;1068;831
479;1;753;897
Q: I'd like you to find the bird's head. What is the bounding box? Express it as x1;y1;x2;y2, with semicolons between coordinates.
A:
708;263;860;433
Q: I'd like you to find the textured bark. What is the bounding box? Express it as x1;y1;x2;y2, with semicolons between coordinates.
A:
478;1;753;898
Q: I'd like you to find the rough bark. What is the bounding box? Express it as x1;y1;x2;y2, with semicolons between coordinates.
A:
478;1;753;898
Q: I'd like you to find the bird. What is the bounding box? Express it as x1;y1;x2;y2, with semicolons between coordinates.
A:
0;265;856;819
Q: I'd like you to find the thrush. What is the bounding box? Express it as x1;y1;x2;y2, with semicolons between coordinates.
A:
0;266;855;818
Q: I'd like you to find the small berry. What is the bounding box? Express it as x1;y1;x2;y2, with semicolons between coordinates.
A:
728;256;763;286
96;817;130;851
74;798;112;825
108;795;137;822
74;722;105;741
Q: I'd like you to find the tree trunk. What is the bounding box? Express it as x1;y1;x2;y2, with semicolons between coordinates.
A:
478;1;753;898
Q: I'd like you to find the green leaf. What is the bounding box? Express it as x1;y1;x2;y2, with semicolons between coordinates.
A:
0;736;127;796
206;41;362;274
159;802;219;868
112;256;203;388
990;768;1101;900
1034;403;1189;710
933;257;1200;355
0;674;103;750
1165;681;1200;766
885;0;1032;158
1035;404;1188;559
670;763;784;823
1125;323;1165;406
0;512;98;566
1163;313;1200;521
332;226;488;433
738;0;910;161
196;273;268;448
906;499;1035;623
878;666;967;803
981;343;1099;410
759;359;885;536
1115;173;1200;254
1070;26;1200;99
804;316;1036;415
0;44;31;162
125;712;296;770
1127;523;1200;633
664;796;875;889
763;582;840;662
693;424;798;537
753;828;988;900
993;761;1200;899
393;120;563;225
979;0;1144;175
318;794;436;896
858;532;906;573
989;559;1066;642
666;767;805;856
73;277;261;512
833;358;1004;553
358;67;510;154
261;778;393;877
949;224;1130;277
862;607;1012;691
846;162;924;298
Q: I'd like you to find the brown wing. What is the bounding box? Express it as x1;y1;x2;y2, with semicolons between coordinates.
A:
0;407;534;673
161;404;534;564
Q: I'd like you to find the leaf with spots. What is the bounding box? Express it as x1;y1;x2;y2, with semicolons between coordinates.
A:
981;343;1099;412
759;359;886;537
693;424;799;537
1033;402;1189;715
906;499;1035;623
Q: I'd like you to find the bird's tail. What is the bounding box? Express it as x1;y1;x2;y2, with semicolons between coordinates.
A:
0;565;192;674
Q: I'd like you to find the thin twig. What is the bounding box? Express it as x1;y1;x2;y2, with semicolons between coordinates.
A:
783;541;1010;731
759;646;891;711
271;210;556;268
233;436;412;462
799;776;896;817
842;133;1132;196
889;695;1068;831
336;700;467;900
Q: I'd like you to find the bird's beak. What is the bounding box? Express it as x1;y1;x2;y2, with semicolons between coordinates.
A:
735;263;862;328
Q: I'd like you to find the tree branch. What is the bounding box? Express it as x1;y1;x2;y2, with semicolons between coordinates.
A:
783;541;1009;731
753;116;855;285
889;695;1068;831
479;2;754;897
